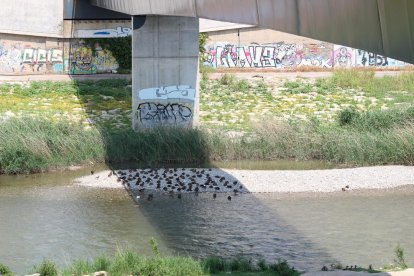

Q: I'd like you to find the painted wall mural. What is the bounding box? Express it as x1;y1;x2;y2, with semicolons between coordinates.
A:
204;42;407;69
134;85;195;129
0;40;63;74
69;41;119;74
0;37;120;75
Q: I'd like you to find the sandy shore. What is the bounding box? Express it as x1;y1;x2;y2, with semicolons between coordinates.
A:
73;166;414;194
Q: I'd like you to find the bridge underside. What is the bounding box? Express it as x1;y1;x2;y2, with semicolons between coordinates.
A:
92;0;414;64
88;0;414;130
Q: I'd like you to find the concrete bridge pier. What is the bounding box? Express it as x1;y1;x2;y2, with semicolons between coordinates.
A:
132;15;199;131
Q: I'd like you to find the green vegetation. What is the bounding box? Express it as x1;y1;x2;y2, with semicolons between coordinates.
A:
0;263;12;276
383;244;409;271
202;257;300;275
61;252;205;276
1;70;414;173
34;260;58;276
1;253;299;276
84;37;132;72
0;117;105;174
199;32;209;62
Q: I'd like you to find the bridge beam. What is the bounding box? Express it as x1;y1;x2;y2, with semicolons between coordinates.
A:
132;15;199;131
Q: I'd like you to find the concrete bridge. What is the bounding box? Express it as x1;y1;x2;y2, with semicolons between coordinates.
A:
2;0;414;130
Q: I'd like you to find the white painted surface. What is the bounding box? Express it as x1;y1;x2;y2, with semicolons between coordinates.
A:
75;26;132;38
138;85;195;101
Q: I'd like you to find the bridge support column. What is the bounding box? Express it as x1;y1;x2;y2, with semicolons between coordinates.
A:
132;15;199;131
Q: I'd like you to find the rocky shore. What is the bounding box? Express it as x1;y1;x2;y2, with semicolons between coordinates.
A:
73;166;414;194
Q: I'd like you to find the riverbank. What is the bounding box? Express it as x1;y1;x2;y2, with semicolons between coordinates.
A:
74;166;414;194
1;70;414;174
1;249;412;276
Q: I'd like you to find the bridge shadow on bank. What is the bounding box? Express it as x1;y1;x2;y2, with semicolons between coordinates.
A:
68;77;336;271
70;77;211;169
67;77;399;274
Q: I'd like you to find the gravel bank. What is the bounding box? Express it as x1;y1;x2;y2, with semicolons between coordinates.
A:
73;166;414;194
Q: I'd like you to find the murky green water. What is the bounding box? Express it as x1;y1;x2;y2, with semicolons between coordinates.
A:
1;165;413;274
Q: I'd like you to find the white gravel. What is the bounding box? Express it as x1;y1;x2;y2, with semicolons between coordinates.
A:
222;166;414;193
73;166;414;194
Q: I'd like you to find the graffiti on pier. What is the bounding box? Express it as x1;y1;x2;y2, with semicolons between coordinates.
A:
0;40;63;73
134;85;195;129
137;102;193;127
70;42;118;74
139;85;196;101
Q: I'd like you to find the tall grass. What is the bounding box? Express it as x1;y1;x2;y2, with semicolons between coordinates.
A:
61;252;204;276
16;252;300;276
316;69;414;96
338;106;414;131
0;117;105;174
102;127;210;165
207;109;414;166
1;106;414;174
0;118;211;174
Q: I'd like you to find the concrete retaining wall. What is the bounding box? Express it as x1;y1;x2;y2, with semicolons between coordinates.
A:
0;34;120;75
0;0;64;37
204;27;408;69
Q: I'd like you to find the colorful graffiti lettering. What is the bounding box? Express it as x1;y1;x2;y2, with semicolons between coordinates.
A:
0;40;63;74
205;42;406;69
205;42;330;69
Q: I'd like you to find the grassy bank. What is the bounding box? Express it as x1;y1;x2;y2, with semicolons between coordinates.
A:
0;251;300;276
0;70;414;174
1;107;414;174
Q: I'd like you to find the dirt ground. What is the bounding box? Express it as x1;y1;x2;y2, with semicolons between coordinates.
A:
0;70;409;83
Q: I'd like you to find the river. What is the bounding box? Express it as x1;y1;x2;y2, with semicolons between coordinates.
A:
1;165;413;274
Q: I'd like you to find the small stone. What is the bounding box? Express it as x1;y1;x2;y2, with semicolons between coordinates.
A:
93;271;108;276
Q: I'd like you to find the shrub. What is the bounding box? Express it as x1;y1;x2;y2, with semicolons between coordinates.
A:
338;108;360;126
393;244;408;270
269;260;301;276
0;263;12;275
219;74;236;86
36;260;58;276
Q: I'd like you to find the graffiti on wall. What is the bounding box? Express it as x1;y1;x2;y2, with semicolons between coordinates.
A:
204;42;406;69
134;85;195;129
355;50;405;67
204;42;332;69
69;42;118;74
75;27;132;38
0;40;63;74
333;46;353;67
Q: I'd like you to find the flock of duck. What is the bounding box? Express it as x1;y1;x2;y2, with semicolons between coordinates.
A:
110;168;247;201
